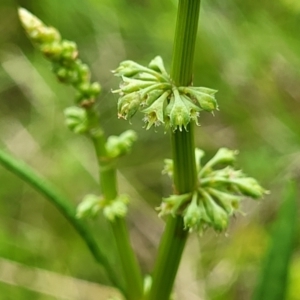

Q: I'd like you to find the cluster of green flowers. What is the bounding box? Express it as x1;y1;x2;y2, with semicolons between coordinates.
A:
18;8;101;108
76;194;129;221
113;56;218;131
159;148;268;232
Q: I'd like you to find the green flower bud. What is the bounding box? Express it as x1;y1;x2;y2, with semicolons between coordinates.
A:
61;40;78;61
158;193;191;217
148;56;168;75
64;106;89;134
142;91;170;129
231;177;267;198
213;148;238;165
200;148;238;176
117;92;141;120
54;66;68;81
56;67;79;84
106;130;137;158
76;194;102;219
77;63;91;82
169;90;191;131
140;89;164;107
190;87;218;95
112;60;146;77
41;42;63;60
183;193;202;231
206;187;242;214
77;82;92;94
181;87;218;112
89;82;101;96
208;166;243;180
181;95;202;125
201;190;228;231
162;95;175;130
18;8;61;44
39;26;61;44
103;195;129;221
18;8;43;30
115;77;156;95
138;73;158;81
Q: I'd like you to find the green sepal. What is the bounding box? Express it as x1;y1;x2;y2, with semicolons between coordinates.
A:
158;193;192;217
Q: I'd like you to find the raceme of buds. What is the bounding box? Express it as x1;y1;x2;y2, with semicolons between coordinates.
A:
158;148;268;232
113;56;218;131
18;8;101;107
76;194;129;221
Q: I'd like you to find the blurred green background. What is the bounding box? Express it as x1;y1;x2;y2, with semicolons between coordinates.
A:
0;0;299;299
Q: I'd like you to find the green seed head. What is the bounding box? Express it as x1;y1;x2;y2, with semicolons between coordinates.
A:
160;147;268;233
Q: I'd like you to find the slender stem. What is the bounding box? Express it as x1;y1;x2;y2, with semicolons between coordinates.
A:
0;148;123;293
91;129;144;300
148;1;201;299
111;218;144;300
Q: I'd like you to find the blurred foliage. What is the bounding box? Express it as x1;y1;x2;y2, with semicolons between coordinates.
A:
0;0;300;299
253;181;297;300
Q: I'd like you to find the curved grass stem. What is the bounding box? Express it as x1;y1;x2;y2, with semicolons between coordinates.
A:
0;147;123;293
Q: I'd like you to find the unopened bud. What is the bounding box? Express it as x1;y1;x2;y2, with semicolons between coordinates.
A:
106;130;137;158
112;60;145;77
169;91;190;131
202;190;228;231
64;106;89;134
181;87;218;112
118;92;141;120
231;177;267;198
76;194;102;219
183;193;202;230
148;56;167;75
142;91;170;129
103;195;129;221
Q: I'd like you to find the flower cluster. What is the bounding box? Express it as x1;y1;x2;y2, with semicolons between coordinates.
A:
105;130;138;158
18;8;101;108
76;194;129;221
113;56;218;131
159;148;268;232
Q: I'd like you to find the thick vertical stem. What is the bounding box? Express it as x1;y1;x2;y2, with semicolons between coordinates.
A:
171;0;201;86
148;1;201;300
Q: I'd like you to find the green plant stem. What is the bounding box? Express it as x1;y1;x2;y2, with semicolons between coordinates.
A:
91;129;144;300
0;147;123;292
148;1;200;299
